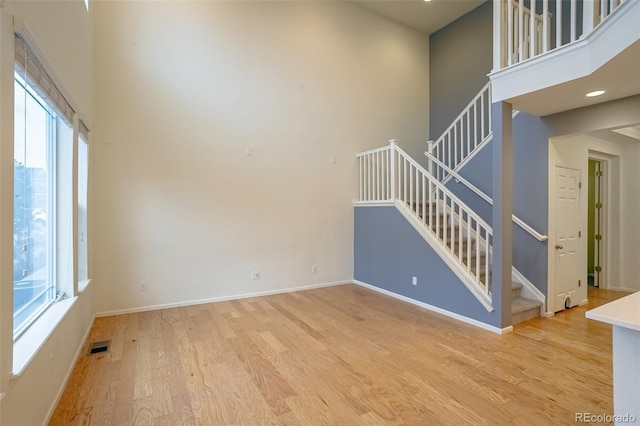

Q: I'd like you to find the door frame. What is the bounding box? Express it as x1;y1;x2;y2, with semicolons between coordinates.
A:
587;152;610;289
548;162;583;314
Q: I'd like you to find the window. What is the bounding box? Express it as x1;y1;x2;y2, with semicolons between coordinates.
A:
78;126;89;282
13;33;76;339
13;72;57;337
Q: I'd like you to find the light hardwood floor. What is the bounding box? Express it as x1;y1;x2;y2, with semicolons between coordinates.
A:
50;285;629;425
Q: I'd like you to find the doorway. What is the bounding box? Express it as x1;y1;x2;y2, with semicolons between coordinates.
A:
587;158;606;288
551;164;581;312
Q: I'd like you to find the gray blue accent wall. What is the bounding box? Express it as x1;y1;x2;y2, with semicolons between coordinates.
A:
442;112;550;295
511;113;549;293
429;1;492;139
354;205;500;328
445;142;493;222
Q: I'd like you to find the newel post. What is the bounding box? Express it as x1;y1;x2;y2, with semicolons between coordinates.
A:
389;139;396;202
427;140;435;178
493;0;505;72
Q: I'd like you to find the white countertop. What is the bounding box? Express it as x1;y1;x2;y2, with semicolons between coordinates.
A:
586;291;640;331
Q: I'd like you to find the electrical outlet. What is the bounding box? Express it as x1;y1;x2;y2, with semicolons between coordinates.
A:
251;271;261;280
412;276;417;286
311;265;318;274
330;156;336;164
140;281;148;291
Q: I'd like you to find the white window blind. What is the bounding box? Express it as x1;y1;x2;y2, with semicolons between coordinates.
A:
14;33;74;126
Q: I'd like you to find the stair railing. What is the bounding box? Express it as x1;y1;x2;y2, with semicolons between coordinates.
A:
424;150;548;242
496;0;628;69
357;140;493;303
428;82;492;183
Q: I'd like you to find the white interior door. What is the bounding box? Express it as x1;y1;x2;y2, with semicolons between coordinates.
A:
553;165;581;312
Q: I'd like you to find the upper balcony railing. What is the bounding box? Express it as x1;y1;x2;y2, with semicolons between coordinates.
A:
494;0;628;70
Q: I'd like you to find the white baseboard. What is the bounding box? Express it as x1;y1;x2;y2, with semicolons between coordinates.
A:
603;286;639;293
353;280;512;335
96;280;352;317
42;314;96;426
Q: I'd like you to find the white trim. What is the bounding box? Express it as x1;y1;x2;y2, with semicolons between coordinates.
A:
512;266;546;314
393;201;494;312
356;145;391;157
78;278;92;293
12;297;76;376
353;280;511;334
353;201;394;207
490;0;640;103
42;314;95;426
96;280;352;317
605;286;639;294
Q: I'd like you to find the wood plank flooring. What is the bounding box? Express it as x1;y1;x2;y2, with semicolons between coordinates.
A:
50;285;629;425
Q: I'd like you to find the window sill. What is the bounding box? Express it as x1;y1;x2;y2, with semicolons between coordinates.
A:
78;278;92;293
12;296;76;377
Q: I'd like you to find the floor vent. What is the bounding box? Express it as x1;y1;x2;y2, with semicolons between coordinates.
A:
89;340;111;355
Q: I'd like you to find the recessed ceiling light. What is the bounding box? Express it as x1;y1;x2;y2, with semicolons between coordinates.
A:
586;90;605;97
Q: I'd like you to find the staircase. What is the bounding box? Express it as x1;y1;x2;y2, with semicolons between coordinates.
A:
425;82;545;325
412;200;541;325
356;84;545;326
511;281;543;324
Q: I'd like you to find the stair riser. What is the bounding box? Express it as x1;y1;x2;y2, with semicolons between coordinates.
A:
512;287;522;299
512;307;541;325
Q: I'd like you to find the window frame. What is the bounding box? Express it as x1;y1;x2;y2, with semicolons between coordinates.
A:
77;132;89;284
12;71;59;341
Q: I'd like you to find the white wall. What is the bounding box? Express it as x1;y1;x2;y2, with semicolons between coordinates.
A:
92;1;430;314
619;142;640;292
0;1;95;424
550;134;640;293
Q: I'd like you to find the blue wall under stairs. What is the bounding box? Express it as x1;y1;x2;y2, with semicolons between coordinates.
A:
354;205;501;328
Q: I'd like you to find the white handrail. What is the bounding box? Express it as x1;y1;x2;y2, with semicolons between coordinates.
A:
424;150;548;242
512;216;548;242
424;151;493;205
356;145;392;157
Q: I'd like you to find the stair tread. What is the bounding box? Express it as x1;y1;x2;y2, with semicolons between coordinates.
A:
511;296;542;314
511;281;523;290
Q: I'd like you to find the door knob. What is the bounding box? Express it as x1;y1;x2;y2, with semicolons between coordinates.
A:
555;244;563;250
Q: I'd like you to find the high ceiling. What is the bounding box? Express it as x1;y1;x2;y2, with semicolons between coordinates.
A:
353;0;640;119
352;0;485;35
